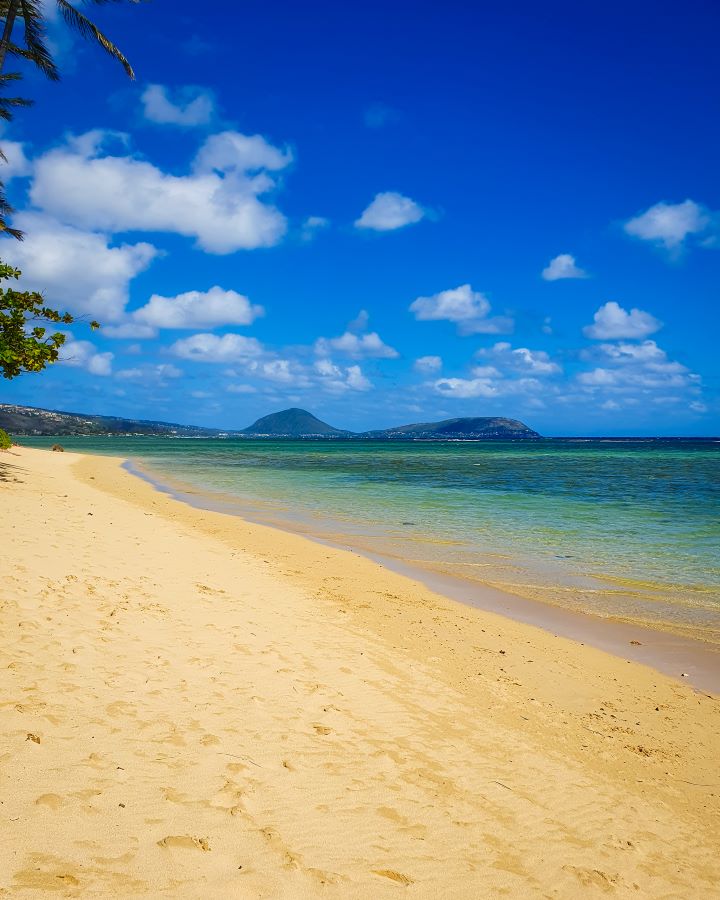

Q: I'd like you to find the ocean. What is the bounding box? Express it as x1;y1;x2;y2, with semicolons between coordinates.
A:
21;436;720;646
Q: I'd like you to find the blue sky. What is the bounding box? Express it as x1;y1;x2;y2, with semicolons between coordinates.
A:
1;0;718;435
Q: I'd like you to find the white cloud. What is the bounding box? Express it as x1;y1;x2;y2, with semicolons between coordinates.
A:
583;301;662;340
348;309;369;333
103;323;157;339
414;355;442;373
141;84;215;127
345;365;371;391
300;215;330;241
577;368;618;386
427;342;560;401
1;141;32;180
29;129;292;254
312;359;371;392
690;401;707;413
623;200;710;250
471;365;501;378
591;340;684;372
314;330;398;359
477;342;562;375
246;358;299;385
116;363;182;381
132;286;263;332
59;336;113;376
169;332;264;362
411;284;489;322
577;339;700;394
410;284;513;335
432;376;499;399
541;253;587;281
226;383;257;394
355;191;424;231
194;131;291;174
2;211;158;321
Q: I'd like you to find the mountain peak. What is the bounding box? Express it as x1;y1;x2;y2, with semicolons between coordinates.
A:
241;408;350;437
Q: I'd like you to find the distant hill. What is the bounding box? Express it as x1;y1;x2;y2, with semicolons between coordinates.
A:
242;408;350;437
0;404;223;437
366;416;540;440
0;403;540;440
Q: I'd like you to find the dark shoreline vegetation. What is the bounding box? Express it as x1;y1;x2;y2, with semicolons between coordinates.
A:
0;402;541;440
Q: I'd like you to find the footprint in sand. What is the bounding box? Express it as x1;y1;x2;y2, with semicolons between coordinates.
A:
312;724;333;735
106;701;136;718
157;835;210;851
372;870;414;885
35;794;63;810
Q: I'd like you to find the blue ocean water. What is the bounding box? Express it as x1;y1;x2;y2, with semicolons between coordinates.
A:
22;436;720;643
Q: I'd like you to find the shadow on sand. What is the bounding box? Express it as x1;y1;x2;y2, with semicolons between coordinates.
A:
0;453;26;483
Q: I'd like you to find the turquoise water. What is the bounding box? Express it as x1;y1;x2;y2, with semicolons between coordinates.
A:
22;436;720;643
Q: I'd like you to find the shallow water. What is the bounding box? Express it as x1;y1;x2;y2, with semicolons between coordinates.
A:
22;436;720;644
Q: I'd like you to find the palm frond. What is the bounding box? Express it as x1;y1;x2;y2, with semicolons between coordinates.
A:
56;0;134;79
0;179;23;240
18;0;60;79
0;71;32;121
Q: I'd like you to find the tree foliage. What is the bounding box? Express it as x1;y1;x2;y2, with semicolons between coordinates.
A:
0;0;139;237
0;426;11;449
0;1;140;378
0;0;138;81
0;261;98;378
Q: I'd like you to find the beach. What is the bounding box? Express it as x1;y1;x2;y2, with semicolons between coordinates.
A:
1;445;719;897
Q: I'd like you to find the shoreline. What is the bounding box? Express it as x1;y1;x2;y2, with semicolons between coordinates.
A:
126;456;720;694
2;446;720;897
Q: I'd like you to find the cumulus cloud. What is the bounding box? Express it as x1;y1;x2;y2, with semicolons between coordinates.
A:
411;284;489;322
169;331;373;394
2;211;158;321
345;365;372;391
623;199;711;251
410;284;513;335
313;359;371;392
477;342;561;375
132;286;264;332
314;330;398;359
432;376;499;399
427;341;560;401
583;301;662;340
28;129;292;254
414;355;442;373
140;84;215;127
169;332;265;362
1;141;32;180
541;253;587;281
355;191;425;231
577;339;700;395
59;336;113;376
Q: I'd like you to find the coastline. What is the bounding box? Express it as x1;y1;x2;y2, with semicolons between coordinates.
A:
2;445;719;897
126;456;720;694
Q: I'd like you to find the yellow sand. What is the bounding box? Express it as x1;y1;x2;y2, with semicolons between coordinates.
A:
1;446;719;899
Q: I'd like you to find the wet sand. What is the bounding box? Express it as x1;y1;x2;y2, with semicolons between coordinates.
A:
1;446;719;898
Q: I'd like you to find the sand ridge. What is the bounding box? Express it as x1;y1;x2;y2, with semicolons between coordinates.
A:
1;446;719;897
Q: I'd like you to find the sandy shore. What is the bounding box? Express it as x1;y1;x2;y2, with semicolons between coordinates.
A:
1;446;719;898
